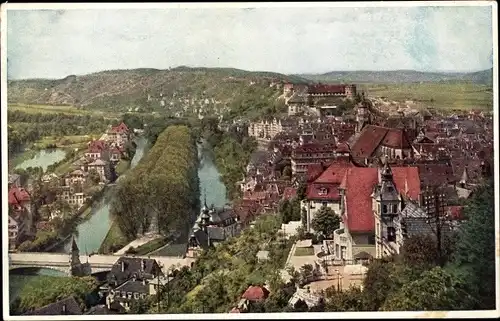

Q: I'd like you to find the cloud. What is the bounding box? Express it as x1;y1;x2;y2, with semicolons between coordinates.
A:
6;5;494;79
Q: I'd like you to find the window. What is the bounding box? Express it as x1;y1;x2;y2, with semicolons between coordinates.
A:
387;227;396;242
392;204;398;213
382;205;388;214
322;201;328;207
134;293;139;299
121;291;126;298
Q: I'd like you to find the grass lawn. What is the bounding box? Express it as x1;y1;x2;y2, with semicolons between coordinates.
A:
33;135;96;149
98;220;128;254
53;149;87;176
294;246;315;256
115;159;131;176
132;237;169;256
360;82;493;111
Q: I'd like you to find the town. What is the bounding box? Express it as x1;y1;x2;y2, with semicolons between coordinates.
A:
4;3;496;318
7;79;495;315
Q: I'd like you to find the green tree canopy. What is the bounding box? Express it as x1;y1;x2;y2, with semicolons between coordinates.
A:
310;205;340;237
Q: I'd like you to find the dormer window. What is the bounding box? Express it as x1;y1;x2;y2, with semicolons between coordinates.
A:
318;187;328;196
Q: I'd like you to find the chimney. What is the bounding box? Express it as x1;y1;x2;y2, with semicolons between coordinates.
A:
121;260;125;272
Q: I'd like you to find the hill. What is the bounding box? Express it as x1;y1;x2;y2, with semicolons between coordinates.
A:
7;67;309;119
298;68;493;85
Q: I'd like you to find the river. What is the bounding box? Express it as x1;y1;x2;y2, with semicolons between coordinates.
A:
8;137;149;303
9;137;229;301
14;148;67;172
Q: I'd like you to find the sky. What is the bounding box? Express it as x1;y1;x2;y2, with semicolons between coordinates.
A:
5;4;495;79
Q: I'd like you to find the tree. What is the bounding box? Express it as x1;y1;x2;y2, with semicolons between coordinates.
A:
282;166;292;179
87;169;101;185
381;267;475;311
310;205;340;238
450;179;495;309
324;286;365;312
297;182;307;201
400;234;439;268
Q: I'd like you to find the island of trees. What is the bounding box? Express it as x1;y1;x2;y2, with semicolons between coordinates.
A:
110;125;200;243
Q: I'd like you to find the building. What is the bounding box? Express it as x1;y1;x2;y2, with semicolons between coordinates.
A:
187;203;241;258
290;142;337;176
106;257;164;311
86;140;109;161
87;159;107;182
23;296;83;315
303;160;421;262
8;212;27;250
8;187;33;237
349;125;414;165
106;122;130;148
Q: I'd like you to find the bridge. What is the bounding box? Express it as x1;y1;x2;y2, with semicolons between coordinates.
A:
9;252;195;276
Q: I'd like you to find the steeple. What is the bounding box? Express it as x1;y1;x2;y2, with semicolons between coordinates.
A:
381;157;393;182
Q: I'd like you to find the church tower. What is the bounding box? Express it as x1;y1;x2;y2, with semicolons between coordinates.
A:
355;101;370;133
69;236;83;276
373;158;403;259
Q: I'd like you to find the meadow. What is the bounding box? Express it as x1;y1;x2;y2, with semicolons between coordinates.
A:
359;82;493;111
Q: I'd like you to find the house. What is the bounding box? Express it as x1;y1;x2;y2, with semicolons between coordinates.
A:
107;122;130;148
291;142;337;176
288;288;323;309
187;204;241;257
8;187;33;236
8;213;27;250
349;125;414;165
230;285;270;313
87;159;107;182
86;140;109;160
106;257;164;311
317;160;421;261
23;296;83;315
59;183;86;207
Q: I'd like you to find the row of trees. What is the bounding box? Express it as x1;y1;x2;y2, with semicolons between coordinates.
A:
8;110;111;155
110;125;200;241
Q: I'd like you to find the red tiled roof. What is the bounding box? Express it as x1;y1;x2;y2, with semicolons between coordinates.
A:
308;84;346;95
306;183;341;200
343;166;420;233
110;122;129;133
282;187;297;200
351;125;413;158
307;164;326;182
445;206;465;221
314;163;353;184
241;286;270;302
292;143;336;155
336;142;350;153
382;128;412;149
8;187;31;205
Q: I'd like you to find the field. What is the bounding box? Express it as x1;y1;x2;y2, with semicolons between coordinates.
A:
360;82;493;111
8;103;119;119
32;135;97;149
294;246;315;256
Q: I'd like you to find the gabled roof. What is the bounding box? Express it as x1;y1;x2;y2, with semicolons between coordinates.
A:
108;257;163;287
8;187;31;205
343;166;420;233
24;296;82;315
110;122;129;133
350;125;413;158
89;159;107;166
241;285;270;302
